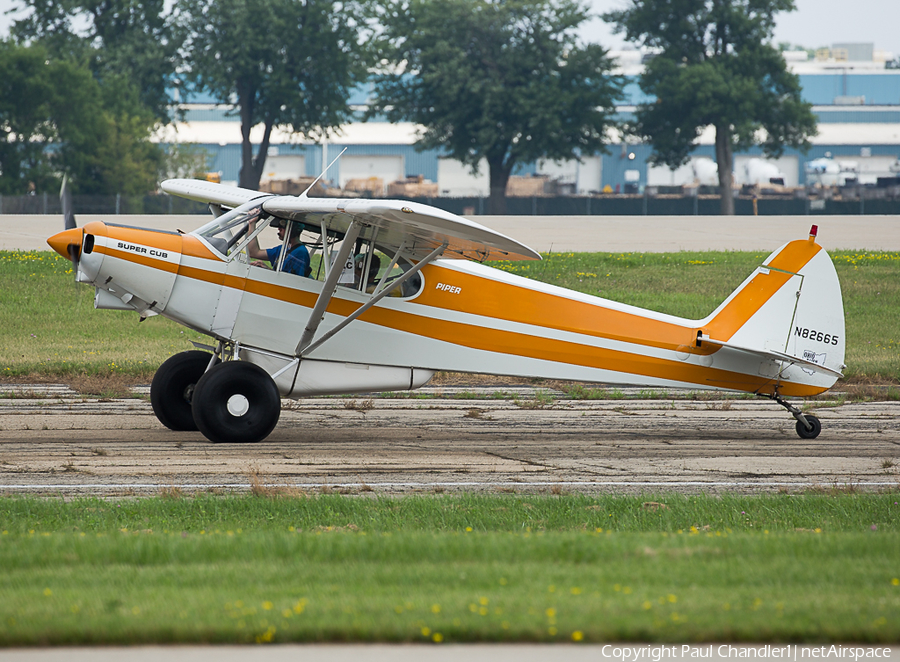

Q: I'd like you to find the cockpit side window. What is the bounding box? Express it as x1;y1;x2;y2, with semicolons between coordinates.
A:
247;218;312;277
331;237;423;298
378;252;423;298
196;208;423;297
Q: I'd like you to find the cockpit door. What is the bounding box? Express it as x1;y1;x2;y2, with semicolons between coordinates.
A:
210;255;250;338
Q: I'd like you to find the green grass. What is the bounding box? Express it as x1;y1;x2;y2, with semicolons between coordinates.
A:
0;250;207;380
0;494;898;645
2;249;898;382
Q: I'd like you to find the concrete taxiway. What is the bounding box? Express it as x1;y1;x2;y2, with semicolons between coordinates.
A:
3;213;899;253
1;385;897;496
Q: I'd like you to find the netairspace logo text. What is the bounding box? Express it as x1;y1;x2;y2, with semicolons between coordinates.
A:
599;646;894;662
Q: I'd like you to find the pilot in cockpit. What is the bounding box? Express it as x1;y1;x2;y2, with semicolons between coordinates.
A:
246;215;311;277
353;253;381;292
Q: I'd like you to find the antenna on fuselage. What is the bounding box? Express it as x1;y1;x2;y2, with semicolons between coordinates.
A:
299;147;347;198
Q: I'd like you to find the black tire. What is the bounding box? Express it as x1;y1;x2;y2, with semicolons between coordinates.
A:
151;351;217;431
191;361;281;443
795;414;822;439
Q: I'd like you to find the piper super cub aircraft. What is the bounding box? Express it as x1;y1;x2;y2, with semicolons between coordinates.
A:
47;174;845;443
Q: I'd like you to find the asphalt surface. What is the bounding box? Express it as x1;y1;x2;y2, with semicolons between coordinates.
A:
1;385;897;497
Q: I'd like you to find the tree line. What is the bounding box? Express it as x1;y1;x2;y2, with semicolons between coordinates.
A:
0;0;815;214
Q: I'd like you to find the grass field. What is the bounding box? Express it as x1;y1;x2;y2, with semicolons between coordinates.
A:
1;248;898;386
2;249;898;646
1;493;898;645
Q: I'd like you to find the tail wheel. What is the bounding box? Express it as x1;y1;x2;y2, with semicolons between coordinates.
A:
150;351;217;431
191;361;281;443
795;414;822;439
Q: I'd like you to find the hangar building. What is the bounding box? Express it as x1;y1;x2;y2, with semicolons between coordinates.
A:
156;45;900;197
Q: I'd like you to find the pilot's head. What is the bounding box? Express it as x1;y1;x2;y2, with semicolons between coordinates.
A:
354;253;381;279
275;219;301;242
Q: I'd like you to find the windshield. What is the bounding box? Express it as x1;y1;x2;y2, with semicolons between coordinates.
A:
194;200;267;256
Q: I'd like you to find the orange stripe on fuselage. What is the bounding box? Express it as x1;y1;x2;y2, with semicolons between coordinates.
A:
413;264;699;352
87;222;181;270
86;222;223;263
316;292;820;396
399;238;822;355
96;245;180;273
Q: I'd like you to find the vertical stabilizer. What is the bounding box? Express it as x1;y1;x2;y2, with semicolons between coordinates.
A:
699;226;845;393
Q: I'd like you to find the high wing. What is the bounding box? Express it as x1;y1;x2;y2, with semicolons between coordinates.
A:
161;178;540;263
161;179;272;209
264;197;540;263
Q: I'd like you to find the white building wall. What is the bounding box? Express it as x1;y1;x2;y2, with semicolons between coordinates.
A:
438;157;489;197
260;154;305;182
537;156;602;194
647;161;698;186
734;155;800;187
834;155;900;184
339;155;404;193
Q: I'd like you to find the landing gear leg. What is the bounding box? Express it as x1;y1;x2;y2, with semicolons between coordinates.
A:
762;393;821;439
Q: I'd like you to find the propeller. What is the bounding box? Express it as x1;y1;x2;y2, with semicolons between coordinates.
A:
47;175;84;272
61;176;80;268
61;174;76;230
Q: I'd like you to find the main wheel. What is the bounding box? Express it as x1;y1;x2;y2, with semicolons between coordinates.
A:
191;361;281;443
151;351;217;431
795;414;821;439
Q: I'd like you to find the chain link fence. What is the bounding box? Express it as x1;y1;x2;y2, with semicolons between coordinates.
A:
0;194;208;216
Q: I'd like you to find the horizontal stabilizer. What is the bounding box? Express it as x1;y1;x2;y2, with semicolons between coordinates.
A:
700;335;844;379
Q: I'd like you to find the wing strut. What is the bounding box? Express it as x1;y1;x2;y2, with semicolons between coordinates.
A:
295;221;361;355
300;240;447;358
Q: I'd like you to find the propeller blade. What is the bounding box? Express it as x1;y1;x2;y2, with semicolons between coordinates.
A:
67;242;81;265
60;174;76;230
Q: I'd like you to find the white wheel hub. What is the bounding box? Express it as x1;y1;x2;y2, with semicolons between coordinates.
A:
226;394;250;417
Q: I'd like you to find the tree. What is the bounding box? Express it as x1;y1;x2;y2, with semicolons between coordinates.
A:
0;39;166;196
371;0;622;214
61;81;167;195
163;144;214;180
7;0;179;194
605;0;817;215
0;41;106;194
10;0;180;124
175;0;372;190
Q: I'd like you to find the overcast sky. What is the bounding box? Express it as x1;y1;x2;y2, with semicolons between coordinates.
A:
581;0;899;58
2;0;898;59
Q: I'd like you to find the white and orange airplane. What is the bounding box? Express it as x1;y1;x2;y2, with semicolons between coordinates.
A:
47;176;845;443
